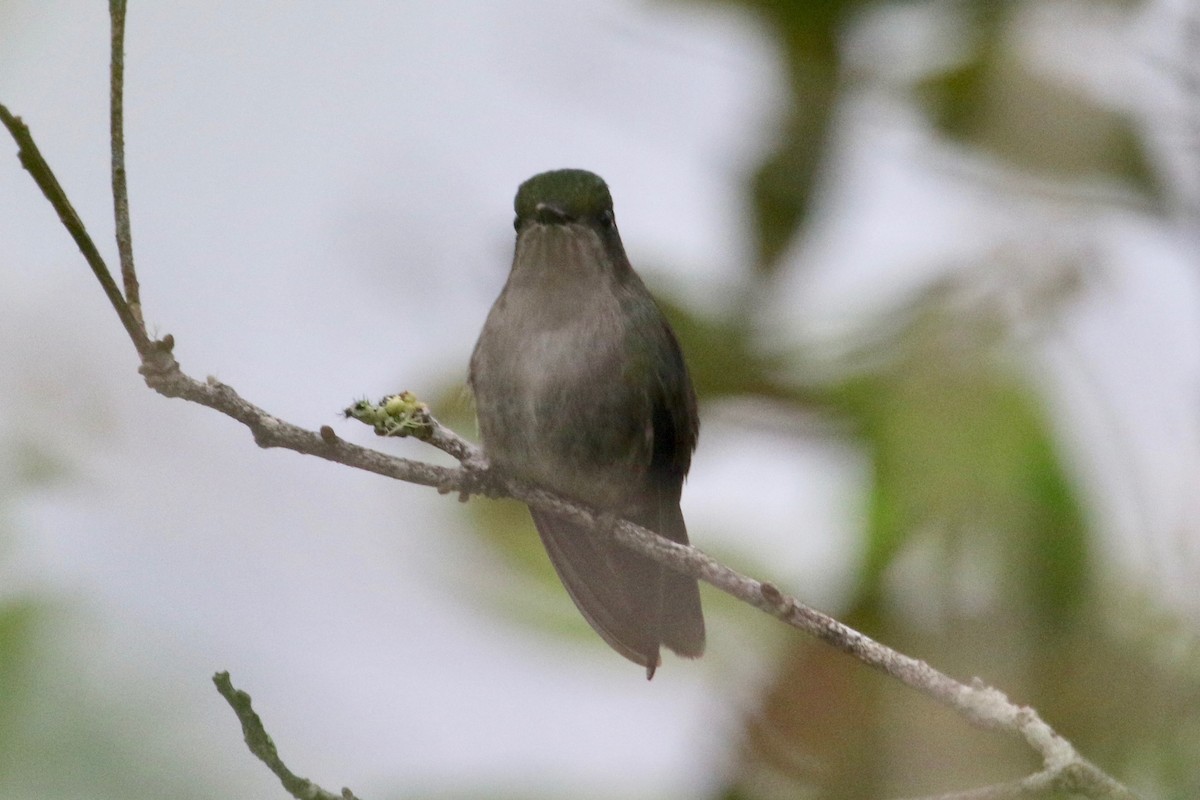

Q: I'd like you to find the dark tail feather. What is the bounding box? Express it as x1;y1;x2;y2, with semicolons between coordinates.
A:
529;502;705;675
531;508;661;671
653;503;705;658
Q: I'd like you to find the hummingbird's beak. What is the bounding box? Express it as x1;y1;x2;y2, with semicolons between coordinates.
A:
534;202;571;224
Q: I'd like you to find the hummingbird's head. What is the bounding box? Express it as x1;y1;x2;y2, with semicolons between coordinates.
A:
509;169;631;285
514;169;616;232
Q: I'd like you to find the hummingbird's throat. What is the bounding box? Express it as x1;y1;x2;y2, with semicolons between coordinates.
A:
515;223;612;284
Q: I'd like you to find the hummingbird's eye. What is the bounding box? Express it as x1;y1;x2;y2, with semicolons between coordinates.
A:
598;210;614;228
513;216;520;231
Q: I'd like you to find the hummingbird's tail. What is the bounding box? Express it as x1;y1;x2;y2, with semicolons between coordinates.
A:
530;503;705;677
652;502;706;659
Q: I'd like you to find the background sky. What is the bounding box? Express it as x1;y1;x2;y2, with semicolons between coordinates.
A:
2;2;1198;799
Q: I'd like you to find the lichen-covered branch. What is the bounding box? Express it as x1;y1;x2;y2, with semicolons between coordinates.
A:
214;672;359;800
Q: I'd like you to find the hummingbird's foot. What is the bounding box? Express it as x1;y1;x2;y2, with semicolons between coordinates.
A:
442;455;500;502
595;510;620;542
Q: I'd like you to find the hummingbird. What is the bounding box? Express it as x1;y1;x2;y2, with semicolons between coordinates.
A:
469;169;705;678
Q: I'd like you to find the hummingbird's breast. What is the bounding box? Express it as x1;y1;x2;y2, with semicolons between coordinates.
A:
470;232;652;508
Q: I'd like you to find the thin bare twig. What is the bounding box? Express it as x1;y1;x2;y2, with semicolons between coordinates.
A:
0;102;150;355
109;0;142;325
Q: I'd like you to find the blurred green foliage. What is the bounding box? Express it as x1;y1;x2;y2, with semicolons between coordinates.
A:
917;2;1161;196
0;600;40;747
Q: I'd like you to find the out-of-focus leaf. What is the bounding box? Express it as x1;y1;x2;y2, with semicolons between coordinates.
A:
848;307;1089;628
912;1;1010;140
917;3;1163;201
747;106;834;275
702;0;861;273
11;438;71;487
